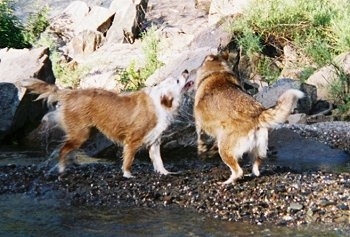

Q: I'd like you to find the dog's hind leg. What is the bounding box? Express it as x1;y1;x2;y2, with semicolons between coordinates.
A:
217;136;243;185
122;141;141;178
251;128;268;177
148;140;170;175
195;121;208;156
58;127;91;173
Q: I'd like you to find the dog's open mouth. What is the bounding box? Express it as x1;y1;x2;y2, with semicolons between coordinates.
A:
182;80;194;92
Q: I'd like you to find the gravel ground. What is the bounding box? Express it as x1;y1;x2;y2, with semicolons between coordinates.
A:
0;122;349;235
1;138;349;235
286;121;350;152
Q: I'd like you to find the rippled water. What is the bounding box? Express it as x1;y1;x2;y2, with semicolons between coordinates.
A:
0;149;348;237
0;193;346;237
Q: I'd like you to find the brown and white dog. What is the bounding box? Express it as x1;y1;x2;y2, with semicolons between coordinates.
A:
194;53;304;185
23;71;192;178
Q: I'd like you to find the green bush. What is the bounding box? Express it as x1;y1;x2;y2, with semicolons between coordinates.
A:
117;61;144;91
24;5;49;45
0;0;49;49
0;0;29;48
230;0;350;69
330;66;350;114
229;0;350;115
117;25;164;91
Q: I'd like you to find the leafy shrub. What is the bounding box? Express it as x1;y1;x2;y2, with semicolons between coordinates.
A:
0;0;29;48
117;25;164;91
0;0;49;48
330;66;350;114
24;5;49;45
256;56;280;84
117;62;144;91
229;0;350;116
230;0;350;74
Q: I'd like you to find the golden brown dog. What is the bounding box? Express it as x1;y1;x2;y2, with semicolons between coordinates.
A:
194;53;304;184
23;71;192;178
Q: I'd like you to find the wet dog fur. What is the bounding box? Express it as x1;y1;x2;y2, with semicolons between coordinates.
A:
23;71;192;178
194;53;304;184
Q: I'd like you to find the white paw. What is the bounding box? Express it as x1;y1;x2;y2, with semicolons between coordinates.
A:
222;179;235;185
123;171;134;178
222;175;236;185
156;168;170;176
58;163;65;173
252;165;260;176
222;168;243;185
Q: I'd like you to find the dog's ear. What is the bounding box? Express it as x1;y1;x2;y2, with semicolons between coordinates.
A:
182;69;189;80
161;94;174;108
203;54;216;62
220;50;230;61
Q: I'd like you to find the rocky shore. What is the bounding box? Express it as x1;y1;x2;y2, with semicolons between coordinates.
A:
286;121;350;152
1;123;349;235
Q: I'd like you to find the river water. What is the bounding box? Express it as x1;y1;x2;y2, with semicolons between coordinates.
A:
1;192;333;237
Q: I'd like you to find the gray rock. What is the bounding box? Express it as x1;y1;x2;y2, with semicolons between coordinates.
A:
306;65;338;101
49;1;90;42
289;202;303;211
0;47;55;84
68;30;104;57
287;113;307;124
0;47;55;144
107;0;148;44
254;78;316;114
0;83;26;140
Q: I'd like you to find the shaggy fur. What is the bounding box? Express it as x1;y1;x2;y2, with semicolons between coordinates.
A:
194;53;304;185
23;71;191;178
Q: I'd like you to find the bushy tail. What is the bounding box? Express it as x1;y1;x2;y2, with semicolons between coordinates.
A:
22;78;60;106
258;89;304;128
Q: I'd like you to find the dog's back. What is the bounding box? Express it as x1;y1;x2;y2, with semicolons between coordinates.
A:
23;79;158;144
195;71;265;137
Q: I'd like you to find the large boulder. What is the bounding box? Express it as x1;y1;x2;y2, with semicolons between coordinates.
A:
49;1;91;42
50;2;114;58
306;65;338;101
0;47;54;84
254;78;317;115
68;30;104;57
0;83;26;142
208;0;252;25
106;0;148;44
306;52;350;102
0;47;55;144
146;21;232;86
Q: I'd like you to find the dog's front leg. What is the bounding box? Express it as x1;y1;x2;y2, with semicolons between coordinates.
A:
148;140;170;175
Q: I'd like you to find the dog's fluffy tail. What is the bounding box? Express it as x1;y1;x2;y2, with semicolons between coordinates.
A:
258;89;304;128
22;78;61;106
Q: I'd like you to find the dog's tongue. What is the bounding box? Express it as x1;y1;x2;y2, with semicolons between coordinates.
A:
182;80;194;92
